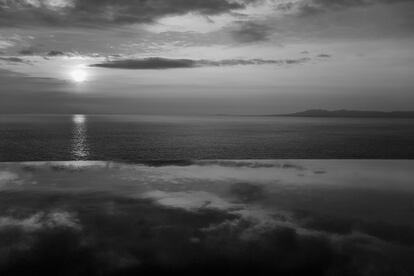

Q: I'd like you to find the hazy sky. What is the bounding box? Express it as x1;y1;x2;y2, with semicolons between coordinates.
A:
1;0;414;114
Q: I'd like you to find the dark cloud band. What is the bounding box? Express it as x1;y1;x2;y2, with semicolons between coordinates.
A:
0;0;257;27
279;0;414;15
90;57;312;69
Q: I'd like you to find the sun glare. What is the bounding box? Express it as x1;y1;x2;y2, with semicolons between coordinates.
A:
70;69;88;83
73;114;86;124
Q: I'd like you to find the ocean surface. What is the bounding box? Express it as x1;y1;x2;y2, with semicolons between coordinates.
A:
1;114;414;161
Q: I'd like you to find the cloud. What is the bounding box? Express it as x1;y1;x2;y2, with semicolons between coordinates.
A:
280;0;414;15
296;0;366;15
46;50;65;56
255;0;414;43
0;56;27;63
19;49;35;55
0;0;258;27
230;21;272;43
90;57;311;69
0;40;14;49
91;57;197;69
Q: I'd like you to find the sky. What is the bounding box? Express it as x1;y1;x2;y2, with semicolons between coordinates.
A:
0;0;414;115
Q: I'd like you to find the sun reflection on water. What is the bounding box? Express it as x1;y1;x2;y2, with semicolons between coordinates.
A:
72;114;89;160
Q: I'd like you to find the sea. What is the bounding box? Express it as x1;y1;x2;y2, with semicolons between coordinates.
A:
1;114;414;161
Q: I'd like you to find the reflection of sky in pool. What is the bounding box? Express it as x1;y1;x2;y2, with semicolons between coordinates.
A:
0;160;413;275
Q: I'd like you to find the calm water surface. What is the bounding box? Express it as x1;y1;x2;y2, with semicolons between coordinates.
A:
1;114;414;161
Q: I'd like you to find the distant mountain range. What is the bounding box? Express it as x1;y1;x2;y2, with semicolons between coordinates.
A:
274;109;414;118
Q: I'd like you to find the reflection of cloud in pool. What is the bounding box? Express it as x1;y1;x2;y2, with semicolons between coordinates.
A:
0;211;81;232
0;171;18;187
229;182;266;203
141;189;293;232
194;160;305;169
0;192;412;275
0;161;413;274
142;190;237;211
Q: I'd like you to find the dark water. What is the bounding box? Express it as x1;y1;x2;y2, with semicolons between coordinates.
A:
1;114;414;161
1;161;414;276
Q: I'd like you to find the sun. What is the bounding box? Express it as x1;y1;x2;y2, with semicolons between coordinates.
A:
70;69;88;83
